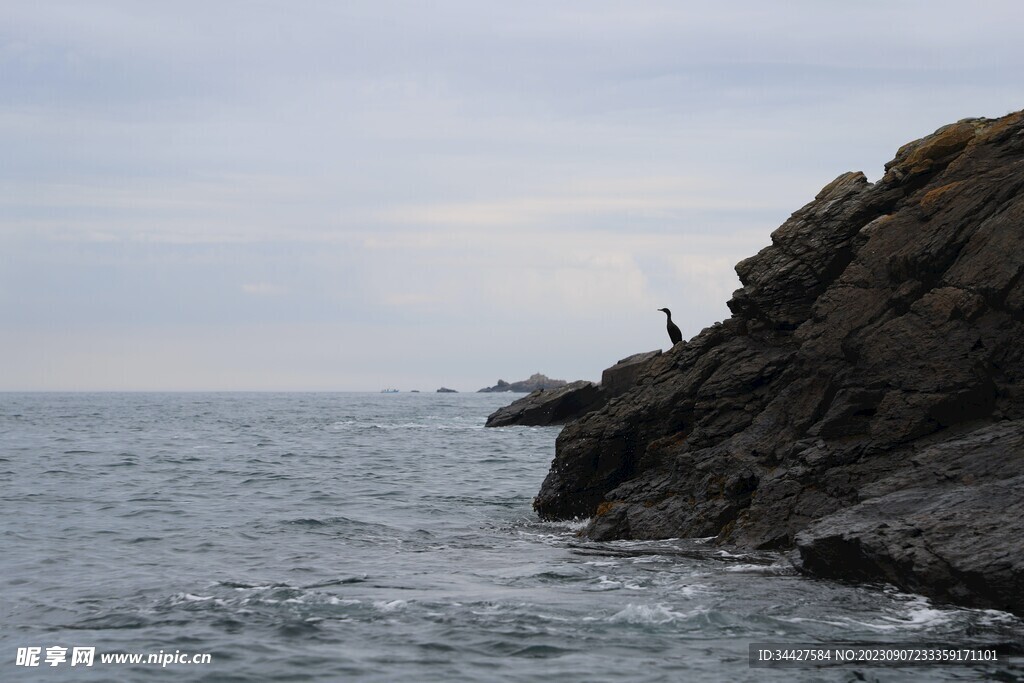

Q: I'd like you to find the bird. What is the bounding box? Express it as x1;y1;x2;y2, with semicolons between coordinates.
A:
658;308;683;346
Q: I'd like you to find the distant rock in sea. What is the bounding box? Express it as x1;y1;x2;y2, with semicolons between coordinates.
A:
477;373;567;393
436;387;458;393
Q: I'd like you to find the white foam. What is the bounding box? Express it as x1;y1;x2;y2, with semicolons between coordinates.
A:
168;592;227;608
560;518;591;532
723;562;794;575
325;596;362;606
607;602;704;625
590;576;622;591
779;596;956;633
871;596;956;631
974;608;1023;627
672;583;711;598
897;598;956;627
584;575;648;591
778;616;854;629
373;599;408;612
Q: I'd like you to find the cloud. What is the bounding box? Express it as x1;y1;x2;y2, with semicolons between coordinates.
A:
377;190;783;230
241;283;287;296
2;1;1023;388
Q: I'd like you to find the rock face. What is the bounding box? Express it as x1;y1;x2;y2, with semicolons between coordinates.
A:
601;350;662;396
793;422;1024;615
478;373;567;393
484;351;663;427
534;111;1024;614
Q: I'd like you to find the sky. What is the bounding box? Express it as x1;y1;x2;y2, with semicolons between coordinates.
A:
2;1;1023;391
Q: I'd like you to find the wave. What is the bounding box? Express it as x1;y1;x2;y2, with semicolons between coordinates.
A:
605;602;709;625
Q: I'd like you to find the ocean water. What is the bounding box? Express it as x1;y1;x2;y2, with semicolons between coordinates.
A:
2;392;1022;682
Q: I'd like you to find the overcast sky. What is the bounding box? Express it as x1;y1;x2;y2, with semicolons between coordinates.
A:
2;1;1022;391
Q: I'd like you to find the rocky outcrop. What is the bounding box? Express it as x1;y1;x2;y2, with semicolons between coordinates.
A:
601;350;662;396
534;111;1024;614
485;381;605;427
484;351;663;427
478;373;567;393
793;420;1024;614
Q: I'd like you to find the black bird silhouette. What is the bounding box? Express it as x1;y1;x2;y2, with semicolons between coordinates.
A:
658;308;683;346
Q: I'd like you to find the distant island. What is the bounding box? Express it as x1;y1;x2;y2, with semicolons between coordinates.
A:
436;387;458;393
478;373;568;393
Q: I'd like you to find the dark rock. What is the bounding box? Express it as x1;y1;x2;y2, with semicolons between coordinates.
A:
533;110;1024;614
601;350;662;396
478;373;568;393
485;381;605;427
484;351;664;429
436;387;458;393
794;421;1024;614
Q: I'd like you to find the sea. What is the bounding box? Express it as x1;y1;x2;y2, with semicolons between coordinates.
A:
2;392;1022;682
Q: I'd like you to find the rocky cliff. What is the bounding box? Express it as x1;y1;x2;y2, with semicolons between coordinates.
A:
534;111;1024;615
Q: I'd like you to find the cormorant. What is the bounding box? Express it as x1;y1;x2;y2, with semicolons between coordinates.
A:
658;308;683;346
